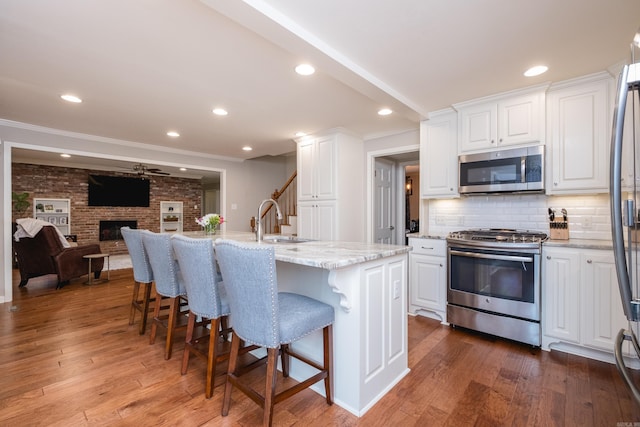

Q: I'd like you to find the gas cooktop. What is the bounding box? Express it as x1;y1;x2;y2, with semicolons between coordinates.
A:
448;228;548;243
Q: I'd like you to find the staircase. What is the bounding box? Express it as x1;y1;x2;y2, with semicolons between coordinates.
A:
252;171;297;236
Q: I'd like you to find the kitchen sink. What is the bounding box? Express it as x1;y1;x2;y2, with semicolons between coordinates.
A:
262;236;315;244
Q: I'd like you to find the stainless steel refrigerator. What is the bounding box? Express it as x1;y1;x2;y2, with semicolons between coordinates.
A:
610;33;640;404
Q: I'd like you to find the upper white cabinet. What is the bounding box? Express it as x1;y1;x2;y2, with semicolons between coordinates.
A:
420;110;459;199
160;201;183;233
456;86;546;153
34;198;71;235
296;131;363;242
297;135;336;201
546;72;612;194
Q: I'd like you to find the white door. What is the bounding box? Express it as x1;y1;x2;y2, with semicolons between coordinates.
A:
374;158;394;244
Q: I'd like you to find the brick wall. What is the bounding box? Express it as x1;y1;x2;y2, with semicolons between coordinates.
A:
12;163;203;255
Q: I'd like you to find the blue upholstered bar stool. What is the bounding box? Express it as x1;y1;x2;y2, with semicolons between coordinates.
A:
120;226;154;335
141;230;189;360
214;239;334;427
171;234;232;398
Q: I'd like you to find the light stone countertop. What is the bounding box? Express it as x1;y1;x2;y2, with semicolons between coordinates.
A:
180;230;411;270
542;238;614;250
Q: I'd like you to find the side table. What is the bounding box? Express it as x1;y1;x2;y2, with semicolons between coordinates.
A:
83;253;110;285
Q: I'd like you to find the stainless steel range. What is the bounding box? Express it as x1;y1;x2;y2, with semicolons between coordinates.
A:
446;228;548;346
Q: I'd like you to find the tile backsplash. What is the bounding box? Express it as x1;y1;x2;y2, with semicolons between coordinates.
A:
425;193;612;240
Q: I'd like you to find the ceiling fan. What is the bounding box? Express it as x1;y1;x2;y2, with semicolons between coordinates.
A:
131;163;170;176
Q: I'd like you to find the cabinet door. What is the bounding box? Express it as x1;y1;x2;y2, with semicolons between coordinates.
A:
458;103;497;152
297;200;336;240
498;92;541;147
297;140;316;200
409;253;446;313
420;115;459;198
314;135;336;199
297;202;315;239
581;252;629;353
542;248;580;343
547;78;609;193
315;200;336;241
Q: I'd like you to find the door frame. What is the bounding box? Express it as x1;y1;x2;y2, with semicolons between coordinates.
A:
3;140;225;303
366;144;420;243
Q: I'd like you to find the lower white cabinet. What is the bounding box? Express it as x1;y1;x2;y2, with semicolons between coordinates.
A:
297;200;336;241
408;237;447;322
542;246;630;358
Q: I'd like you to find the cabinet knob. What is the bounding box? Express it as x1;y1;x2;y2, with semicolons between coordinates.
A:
586;259;592;264
546;255;551;260
554;182;558;186
491;139;495;144
439;263;443;267
499;138;503;143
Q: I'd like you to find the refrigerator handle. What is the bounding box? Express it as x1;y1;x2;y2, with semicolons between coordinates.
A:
615;329;640;404
610;63;639;322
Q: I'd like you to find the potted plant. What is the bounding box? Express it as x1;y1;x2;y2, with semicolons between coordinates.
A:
12;192;31;216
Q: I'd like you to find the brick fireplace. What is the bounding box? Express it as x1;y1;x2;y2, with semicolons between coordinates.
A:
99;220;137;241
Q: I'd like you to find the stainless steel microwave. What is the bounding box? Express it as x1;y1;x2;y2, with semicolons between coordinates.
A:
458;145;544;195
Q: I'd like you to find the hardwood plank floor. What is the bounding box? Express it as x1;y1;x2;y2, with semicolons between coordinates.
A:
2;268;640;426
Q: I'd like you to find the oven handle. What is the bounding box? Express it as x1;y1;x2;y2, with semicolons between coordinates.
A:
449;249;533;263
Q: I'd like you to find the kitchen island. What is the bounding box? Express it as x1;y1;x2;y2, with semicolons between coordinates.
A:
180;231;410;416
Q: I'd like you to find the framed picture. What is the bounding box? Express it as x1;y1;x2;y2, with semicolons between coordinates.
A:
44;204;54;212
59;216;68;225
47;216;57;224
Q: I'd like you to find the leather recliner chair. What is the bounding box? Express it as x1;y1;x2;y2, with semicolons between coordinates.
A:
14;225;104;289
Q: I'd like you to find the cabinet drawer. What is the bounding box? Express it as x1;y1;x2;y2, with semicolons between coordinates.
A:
409;238;446;256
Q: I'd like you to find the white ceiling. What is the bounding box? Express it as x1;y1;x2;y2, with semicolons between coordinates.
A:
1;0;639;164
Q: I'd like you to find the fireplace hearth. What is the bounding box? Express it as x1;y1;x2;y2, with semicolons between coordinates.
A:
99;220;137;241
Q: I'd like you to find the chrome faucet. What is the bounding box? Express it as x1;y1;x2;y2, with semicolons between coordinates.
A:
256;198;283;242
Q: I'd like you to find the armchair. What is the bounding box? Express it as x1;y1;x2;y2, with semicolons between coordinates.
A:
14;225;104;288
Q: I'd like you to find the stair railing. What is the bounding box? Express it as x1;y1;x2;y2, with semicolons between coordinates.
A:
252;171;297;235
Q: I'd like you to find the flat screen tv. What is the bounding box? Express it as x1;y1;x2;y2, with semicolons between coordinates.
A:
88;174;150;207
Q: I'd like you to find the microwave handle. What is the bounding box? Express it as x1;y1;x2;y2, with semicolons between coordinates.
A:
521;156;526;183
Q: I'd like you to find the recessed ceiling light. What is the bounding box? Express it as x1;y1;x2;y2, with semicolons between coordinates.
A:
242;146;253;151
378;108;393;116
212;108;228;116
295;131;307;137
166;131;180;137
295;63;315;76
60;153;71;158
60;94;82;103
179;167;187;172
524;65;548;77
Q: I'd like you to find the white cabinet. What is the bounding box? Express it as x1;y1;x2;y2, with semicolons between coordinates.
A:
408;237;447;322
581;251;629;353
542;246;630;357
546;73;612;194
297;200;336;241
160;201;183;233
420;111;459;198
296;131;363;242
34;198;70;235
297;135;336;201
542;247;580;344
456;87;545;153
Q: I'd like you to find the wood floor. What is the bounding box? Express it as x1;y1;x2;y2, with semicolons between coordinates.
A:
2;268;640;426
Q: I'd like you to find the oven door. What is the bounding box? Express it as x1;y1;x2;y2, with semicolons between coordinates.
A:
447;245;540;321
